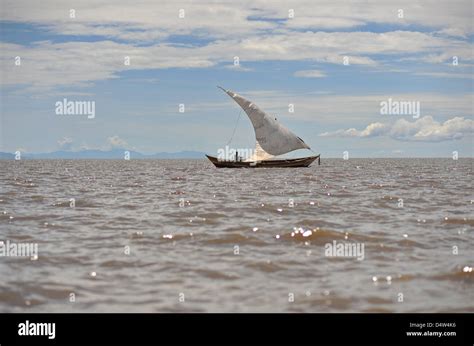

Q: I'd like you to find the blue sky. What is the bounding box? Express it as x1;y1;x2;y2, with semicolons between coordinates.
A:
0;0;473;157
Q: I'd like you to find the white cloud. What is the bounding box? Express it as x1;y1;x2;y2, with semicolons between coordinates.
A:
1;1;473;93
294;70;326;78
414;72;473;79
3;29;471;93
0;41;215;91
223;64;253;72
320;122;389;137
57;136;73;150
107;135;128;148
216;90;473;125
2;0;472;38
436;27;468;39
320;116;474;142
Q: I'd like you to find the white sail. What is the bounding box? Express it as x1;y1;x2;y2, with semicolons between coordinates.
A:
245;140;274;162
219;87;310;157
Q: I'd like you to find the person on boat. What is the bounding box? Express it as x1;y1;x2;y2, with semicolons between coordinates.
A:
235;151;239;162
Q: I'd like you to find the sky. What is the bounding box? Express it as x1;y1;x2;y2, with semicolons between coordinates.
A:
0;0;473;157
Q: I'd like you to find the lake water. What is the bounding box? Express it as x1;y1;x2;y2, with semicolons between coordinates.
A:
0;158;472;312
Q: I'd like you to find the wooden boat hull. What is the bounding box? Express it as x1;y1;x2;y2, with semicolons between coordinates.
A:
205;154;320;168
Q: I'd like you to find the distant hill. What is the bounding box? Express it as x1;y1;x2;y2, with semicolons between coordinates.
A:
0;149;206;159
0;152;15;159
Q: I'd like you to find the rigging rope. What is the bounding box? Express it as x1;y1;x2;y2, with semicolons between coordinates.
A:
226;109;243;145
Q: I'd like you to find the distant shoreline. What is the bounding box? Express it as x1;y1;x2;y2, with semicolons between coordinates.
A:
1;155;472;160
0;150;206;160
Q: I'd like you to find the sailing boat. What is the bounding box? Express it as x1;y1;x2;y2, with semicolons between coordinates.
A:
206;86;320;168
